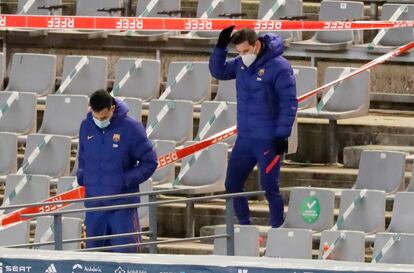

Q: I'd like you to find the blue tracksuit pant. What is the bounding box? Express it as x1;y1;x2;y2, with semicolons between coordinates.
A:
85;208;141;253
225;136;284;228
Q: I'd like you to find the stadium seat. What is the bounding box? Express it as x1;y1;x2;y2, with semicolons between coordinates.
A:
362;4;414;54
265;228;312;259
17;0;62;15
5;53;56;96
257;0;303;43
290;0;364;51
318;230;365;262
197;101;237;145
293;66;317;110
282;187;335;232
1;174;50;214
23;134;71;177
0;221;30;247
214;79;236;102
353;150;406;194
386;192;414;233
76;0;124;17
117;97;143;122
151;140;175;185
34;216;83;250
56;176;84;220
146;100;193;145
372;233;414;264
406;167;414;192
38;95;89;138
155;142;228;194
161;62;211;103
112;58;161;101
0;92;37;135
0;52;5;89
0;133;17;179
337;189;385;234
214;225;260;256
59;55;108;97
138;179;153;228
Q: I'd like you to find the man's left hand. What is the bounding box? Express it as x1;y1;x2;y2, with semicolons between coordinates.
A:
274;138;288;155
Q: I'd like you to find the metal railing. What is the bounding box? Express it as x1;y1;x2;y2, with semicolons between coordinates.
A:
0;188;264;255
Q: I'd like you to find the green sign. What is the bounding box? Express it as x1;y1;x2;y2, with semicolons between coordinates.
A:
299;196;320;224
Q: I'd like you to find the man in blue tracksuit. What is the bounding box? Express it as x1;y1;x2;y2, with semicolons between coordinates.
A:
77;90;157;252
209;26;297;228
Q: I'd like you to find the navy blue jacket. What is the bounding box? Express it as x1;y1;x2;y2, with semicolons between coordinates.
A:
209;33;298;139
77;99;157;207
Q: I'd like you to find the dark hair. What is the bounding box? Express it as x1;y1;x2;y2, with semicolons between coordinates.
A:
89;90;114;112
230;28;258;46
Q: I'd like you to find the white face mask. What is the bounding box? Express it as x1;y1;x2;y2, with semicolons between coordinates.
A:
240;44;258;68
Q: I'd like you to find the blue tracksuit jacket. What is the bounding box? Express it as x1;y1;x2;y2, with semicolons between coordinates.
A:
209;33;297;139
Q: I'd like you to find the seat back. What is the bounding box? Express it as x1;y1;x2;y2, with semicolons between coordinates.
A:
60;56;107;96
379;4;414;46
147;100;193;144
265;228;312;259
113;58;161;101
118;97;142;122
151;140;175;185
0;92;37;134
76;0;123;16
337;189;385;234
283;187;335;232
215;79;237;102
138;179;153;228
23;134;71;177
0;133;17;175
293;66;317;109
6;53;56;96
318;230;365;262
387;192;414;233
214;226;259;256
57;176;85;219
354;150;406;193
0;221;30;246
373;233;414;264
17;0;62;15
39;95;89;137
0;52;5;89
316;1;364;43
321;67;370;114
164;62;211;103
136;0;181;17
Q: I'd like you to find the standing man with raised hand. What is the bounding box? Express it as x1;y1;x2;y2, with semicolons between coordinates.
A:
77;90;157;252
209;26;298;228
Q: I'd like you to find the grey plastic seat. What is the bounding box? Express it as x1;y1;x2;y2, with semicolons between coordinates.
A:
156;142;228;194
0;92;37;135
318;230;365;262
0;221;30;247
373;233;414;264
151;140;175;185
283;187;335;232
117;97;142;122
147;100;193;145
162;62;211;103
214;79;236;102
288;118;298;155
138;179;153;228
337;189;385;234
291;1;364;51
214;225;259;256
299;67;370;120
57;176;84;220
197;101;237;145
265;228;312;259
23;134;71;177
387;192;414;233
293;66;317;110
34;216;82;250
353;150;406;194
59;55;108;96
38;95;89;138
0;133;17;176
17;0;62;15
5;53;57;96
1;174;50;214
406;167;414;192
76;0;124;16
257;0;303;42
0;53;5;89
113;58;161;101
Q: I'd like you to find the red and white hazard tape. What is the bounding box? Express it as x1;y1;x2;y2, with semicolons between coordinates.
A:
0;14;414;31
1;40;414;229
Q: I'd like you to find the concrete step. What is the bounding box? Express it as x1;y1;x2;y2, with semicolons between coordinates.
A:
343;144;414;171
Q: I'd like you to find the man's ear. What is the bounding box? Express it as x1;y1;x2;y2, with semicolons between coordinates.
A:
111;105;116;112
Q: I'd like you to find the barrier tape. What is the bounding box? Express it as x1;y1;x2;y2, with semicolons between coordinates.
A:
0;15;413;32
1;40;413;228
